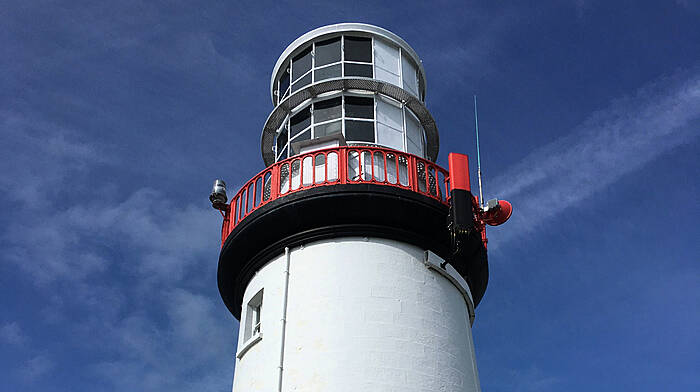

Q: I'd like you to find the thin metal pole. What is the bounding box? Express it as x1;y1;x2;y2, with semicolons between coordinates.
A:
474;95;484;208
277;247;291;392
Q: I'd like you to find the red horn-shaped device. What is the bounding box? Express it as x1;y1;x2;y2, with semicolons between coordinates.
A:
482;200;513;226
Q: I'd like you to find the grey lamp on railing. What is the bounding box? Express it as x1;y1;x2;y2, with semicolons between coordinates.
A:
210;179;228;210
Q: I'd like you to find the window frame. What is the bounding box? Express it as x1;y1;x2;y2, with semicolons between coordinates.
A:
275;34;425;105
237;288;264;359
273;92;426;161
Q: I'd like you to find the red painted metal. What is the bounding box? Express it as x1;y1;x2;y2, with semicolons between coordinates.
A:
448;153;471;191
219;146;487;248
482;200;513;226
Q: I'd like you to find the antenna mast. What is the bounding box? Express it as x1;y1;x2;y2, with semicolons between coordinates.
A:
474;95;484;208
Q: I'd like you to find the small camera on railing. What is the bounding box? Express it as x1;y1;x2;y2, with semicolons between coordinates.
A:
210;179;228;210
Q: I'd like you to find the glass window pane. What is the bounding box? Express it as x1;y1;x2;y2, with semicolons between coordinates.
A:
314;64;341;82
374;39;400;74
375;67;401;86
344;36;372;62
278;69;290;102
277;146;288;161
377;122;404;151
314;119;342;138
376;96;403;130
290;107;311;137
406;113;423;156
401;55;419;96
315;37;341;67
292;46;312;81
314;97;341;123
290;129;311;154
291;72;312;93
345;96;373;119
345;120;374;142
344;63;372;77
276;124;288;150
418;75;425;101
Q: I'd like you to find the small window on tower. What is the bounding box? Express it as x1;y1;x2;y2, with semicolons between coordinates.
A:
244;289;263;342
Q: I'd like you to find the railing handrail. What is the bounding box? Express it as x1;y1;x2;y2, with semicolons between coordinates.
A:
221;146;451;246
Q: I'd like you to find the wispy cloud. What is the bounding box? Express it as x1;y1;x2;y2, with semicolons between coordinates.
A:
488;69;700;244
0;322;28;346
19;354;54;381
1;108;232;390
3;184;233;390
0;110;111;208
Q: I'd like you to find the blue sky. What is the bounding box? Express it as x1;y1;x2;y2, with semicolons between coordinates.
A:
1;1;698;391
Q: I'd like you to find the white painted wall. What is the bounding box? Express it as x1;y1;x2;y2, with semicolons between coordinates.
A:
233;237;481;392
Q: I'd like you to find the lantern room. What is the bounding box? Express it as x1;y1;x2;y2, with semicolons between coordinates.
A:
260;23;439;167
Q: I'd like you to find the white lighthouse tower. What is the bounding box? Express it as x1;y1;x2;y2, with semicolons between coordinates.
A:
211;23;512;392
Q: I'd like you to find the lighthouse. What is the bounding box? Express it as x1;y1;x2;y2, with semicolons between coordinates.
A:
211;23;512;392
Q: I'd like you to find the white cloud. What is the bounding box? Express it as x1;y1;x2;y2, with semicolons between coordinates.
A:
19;354;54;381
488;69;700;244
0;322;28;345
0;110;111;209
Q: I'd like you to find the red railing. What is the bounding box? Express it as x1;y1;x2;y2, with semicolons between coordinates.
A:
220;146;451;245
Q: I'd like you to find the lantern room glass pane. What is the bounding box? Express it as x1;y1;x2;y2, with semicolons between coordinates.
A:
290;107;311;138
401;55;419;96
375;67;401;86
277;146;288;161
374;39;399;72
292;128;311;143
291;72;312;93
314;64;341;82
377;122;404;151
345;96;374;119
278;69;290;102
345;120;374;142
314;97;342;123
314;120;342;138
376;96;403;130
374;39;400;85
344;63;373;77
292;46;312;81
315;37;341;67
344;37;372;62
405;113;423;156
276;124;288;151
290;129;311;155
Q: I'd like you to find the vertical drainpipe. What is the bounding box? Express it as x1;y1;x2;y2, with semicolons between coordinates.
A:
277;247;291;392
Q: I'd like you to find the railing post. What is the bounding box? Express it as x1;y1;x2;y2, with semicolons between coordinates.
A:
339;147;347;184
221;205;231;247
408;155;417;193
270;166;280;201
